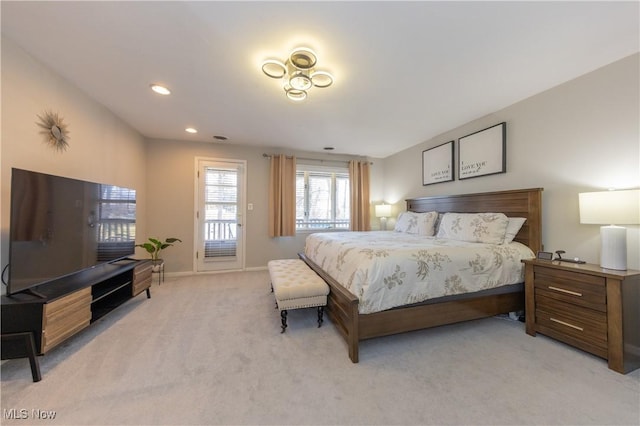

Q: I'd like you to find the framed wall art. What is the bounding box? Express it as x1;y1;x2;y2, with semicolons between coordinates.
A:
422;140;454;185
458;122;506;180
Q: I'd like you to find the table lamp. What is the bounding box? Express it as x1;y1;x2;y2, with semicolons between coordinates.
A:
375;203;392;231
579;189;640;270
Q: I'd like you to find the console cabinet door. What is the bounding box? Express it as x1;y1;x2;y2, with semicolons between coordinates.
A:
41;287;91;353
132;261;153;296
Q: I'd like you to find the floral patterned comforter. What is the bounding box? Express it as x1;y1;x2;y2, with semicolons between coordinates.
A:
304;231;535;314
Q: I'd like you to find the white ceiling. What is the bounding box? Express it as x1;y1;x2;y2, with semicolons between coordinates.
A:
2;1;638;158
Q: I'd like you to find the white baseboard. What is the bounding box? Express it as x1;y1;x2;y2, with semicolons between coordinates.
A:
163;266;268;279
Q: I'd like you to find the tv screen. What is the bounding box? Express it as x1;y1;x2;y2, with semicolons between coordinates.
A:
7;168;136;295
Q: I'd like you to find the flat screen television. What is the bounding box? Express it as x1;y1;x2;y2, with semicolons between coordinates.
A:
7;168;136;295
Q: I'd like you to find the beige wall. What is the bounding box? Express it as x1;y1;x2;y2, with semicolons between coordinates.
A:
0;37;148;287
382;53;640;270
3;32;637;278
0;35;384;277
144;139;381;272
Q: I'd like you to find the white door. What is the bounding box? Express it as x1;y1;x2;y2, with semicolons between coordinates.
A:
195;159;245;272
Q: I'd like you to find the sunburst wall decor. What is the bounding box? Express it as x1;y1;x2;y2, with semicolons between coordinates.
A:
36;111;70;152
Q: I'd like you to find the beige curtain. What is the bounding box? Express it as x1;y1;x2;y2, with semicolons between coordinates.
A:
268;155;297;237
349;160;371;231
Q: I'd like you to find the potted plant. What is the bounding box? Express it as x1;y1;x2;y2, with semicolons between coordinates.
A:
136;237;182;270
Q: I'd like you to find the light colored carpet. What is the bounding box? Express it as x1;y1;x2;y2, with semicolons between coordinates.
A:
1;271;639;425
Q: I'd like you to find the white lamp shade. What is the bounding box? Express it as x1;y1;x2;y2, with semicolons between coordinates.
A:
579;189;640;225
375;204;392;218
579;189;639;270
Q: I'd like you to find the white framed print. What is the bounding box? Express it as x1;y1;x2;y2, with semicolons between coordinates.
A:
422;140;454;185
458;122;506;180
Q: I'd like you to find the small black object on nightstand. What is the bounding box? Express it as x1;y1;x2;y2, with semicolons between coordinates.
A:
554;250;586;264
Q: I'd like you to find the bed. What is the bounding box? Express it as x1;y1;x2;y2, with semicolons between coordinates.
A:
299;188;543;363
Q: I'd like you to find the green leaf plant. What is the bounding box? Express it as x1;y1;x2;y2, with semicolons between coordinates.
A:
136;237;182;262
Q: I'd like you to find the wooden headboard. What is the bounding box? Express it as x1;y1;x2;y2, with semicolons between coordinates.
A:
406;188;543;252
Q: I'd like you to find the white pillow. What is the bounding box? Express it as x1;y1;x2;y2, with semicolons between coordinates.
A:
503;217;526;244
394;211;438;236
394;212;413;233
416;211;438;236
436;212;509;244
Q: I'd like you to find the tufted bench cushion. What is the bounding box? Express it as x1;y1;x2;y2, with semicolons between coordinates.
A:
268;259;330;332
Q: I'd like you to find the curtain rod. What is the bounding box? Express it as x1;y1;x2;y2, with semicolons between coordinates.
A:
262;153;372;165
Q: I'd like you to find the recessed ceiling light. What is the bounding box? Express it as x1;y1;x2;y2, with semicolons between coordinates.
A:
185;127;198;134
213;135;228;141
150;84;171;95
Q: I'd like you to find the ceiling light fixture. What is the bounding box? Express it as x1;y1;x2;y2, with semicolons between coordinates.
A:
261;47;334;101
185;127;198;134
150;84;171;95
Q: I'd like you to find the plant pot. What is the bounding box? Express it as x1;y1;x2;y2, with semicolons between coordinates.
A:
151;259;164;273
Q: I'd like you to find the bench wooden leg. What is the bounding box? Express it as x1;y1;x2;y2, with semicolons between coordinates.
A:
317;306;324;327
280;310;288;333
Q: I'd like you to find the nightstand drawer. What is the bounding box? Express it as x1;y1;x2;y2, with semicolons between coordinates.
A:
536;294;607;349
534;266;605;311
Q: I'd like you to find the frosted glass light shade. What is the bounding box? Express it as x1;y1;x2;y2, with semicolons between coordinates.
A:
289;72;313;91
375;204;392;218
262;47;332;101
579;189;640;225
310;71;334;88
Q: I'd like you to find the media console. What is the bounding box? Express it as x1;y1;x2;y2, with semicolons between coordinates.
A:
1;259;152;371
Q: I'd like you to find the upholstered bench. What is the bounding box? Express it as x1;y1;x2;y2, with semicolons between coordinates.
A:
268;259;330;333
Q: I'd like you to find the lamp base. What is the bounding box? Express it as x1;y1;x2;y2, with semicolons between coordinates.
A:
600;225;627;270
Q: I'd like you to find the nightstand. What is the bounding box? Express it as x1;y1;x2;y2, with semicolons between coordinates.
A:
522;259;640;374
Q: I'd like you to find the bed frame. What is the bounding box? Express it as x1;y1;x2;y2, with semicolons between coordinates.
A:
299;187;543;363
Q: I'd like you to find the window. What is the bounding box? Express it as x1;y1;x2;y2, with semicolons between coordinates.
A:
97;185;136;261
296;165;350;231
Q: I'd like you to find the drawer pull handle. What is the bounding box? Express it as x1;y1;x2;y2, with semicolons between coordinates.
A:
548;286;582;297
550;317;584;331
